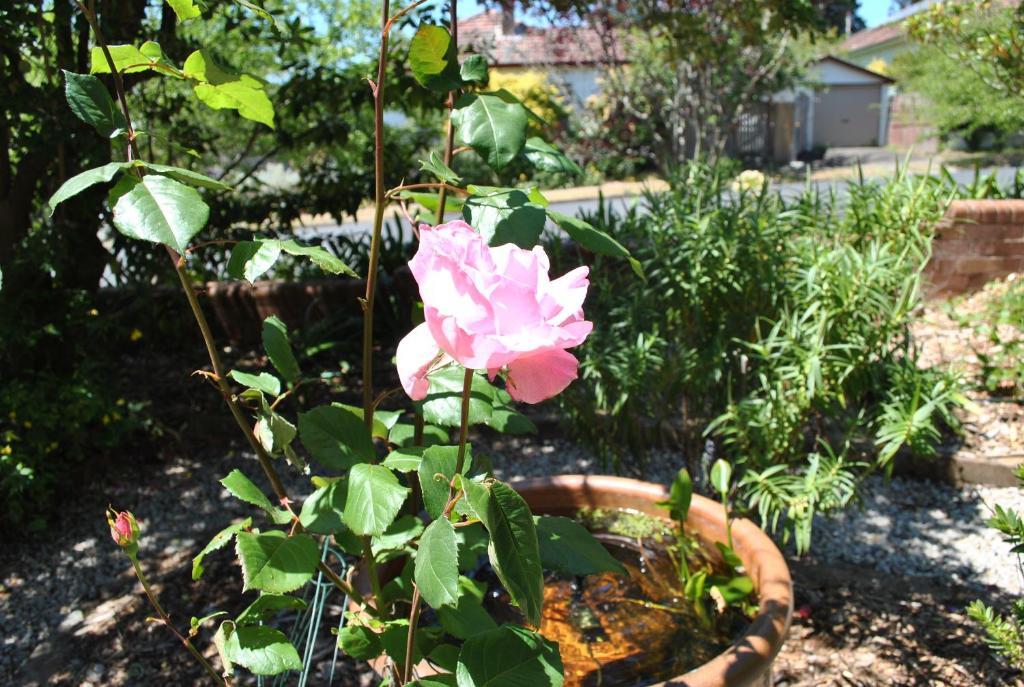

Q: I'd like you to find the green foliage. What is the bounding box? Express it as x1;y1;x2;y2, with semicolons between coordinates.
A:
218;624;303;675
452;94;529;170
552;161;964;552
235;530;319;594
534;515;625;576
342;464;409;536
415;518;461;609
456;625;564;687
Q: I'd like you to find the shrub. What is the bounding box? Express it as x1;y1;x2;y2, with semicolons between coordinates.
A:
549;162;966;551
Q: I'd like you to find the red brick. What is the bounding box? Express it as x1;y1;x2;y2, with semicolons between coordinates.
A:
956;256;1023;275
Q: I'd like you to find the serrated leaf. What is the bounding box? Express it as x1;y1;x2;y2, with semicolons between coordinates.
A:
343;464;409;536
221;624;302;676
63;71;127;137
48;162;129;214
415;518;460;609
547;210;642;277
420;150;462;185
167;0;202;21
235;531;319;594
298;479;347;535
534;515;625;576
523;137;582;176
184;49;275;128
382;446;424;473
462;188;546;248
372;514;424;558
460;55;488;84
485;407;536;434
111;175;209;253
262;315;300;384
272;239;355;276
228;240;282;283
230;370;281;397
142;162;231;190
192;517;252;580
409;25;462;92
419;368;496;428
256;409;296;454
220;469;290;524
298;404;374;470
463;480;543;626
452;93;528;170
90;44;167;75
338;624;383;660
437;578;498;640
456;625;563;687
418;444;473;520
236;594;308;625
389;422;449;448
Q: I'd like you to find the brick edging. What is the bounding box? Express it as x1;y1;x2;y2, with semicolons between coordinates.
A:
944;199;1024;224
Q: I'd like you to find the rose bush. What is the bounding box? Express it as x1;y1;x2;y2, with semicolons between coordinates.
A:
397;219;592;404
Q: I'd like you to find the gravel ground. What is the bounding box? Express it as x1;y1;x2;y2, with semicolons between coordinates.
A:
2;431;1022;685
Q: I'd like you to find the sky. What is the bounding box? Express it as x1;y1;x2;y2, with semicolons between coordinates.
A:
456;0;900;29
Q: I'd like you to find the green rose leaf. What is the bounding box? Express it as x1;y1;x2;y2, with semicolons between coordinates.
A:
415;518;460;609
221;624;302;676
262;315;300;384
523;137;582;176
462;187;546;248
90;43;170;75
343;464;409;536
452;93;528;170
485;407;537;435
298;479;347;535
141;162;232;191
463;480;544;626
409;24;462;92
183;49;275;128
273;239;355;276
236;594;308;625
63;71;127;137
235;531;319;595
111;174;209;254
220;469;291;524
256;409;297;455
547;210;642;278
414;673;458;687
419;368;496;428
192;517;252;580
229;240;282;283
372;514;424;557
338;624;383;660
535;515;625;576
460;55;489;84
437;577;498;639
420;150;462;185
230;370;281;397
48;162;129;215
418;444;473;520
167;0;202;21
389;422;449;448
298;404;374;470
456;625;563;687
382;446;424;473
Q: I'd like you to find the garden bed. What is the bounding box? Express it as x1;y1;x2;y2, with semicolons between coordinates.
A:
2;431;1020;686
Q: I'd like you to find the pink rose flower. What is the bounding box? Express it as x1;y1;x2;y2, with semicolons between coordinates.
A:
396;220;592;404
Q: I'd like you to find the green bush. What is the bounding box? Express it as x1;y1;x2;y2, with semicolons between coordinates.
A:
548;162;966;551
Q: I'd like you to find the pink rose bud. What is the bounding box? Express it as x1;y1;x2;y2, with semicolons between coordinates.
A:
106;507;140;550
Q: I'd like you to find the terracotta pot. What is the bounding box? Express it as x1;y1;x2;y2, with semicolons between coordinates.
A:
356;474;792;687
512;474;793;687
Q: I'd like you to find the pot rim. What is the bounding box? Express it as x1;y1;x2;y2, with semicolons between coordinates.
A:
510;474;793;687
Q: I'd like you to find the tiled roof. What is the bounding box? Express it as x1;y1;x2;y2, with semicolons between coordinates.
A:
839;22;904;53
459;11;617;67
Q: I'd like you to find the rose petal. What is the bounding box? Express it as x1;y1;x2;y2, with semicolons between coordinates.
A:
505;348;580;404
396;323;444;400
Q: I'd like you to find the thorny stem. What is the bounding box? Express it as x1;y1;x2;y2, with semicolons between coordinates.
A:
362;0;392;431
128;555;227;686
401;366;473;685
436;0;460;218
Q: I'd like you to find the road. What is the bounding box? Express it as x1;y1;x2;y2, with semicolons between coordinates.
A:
294;164;1021;239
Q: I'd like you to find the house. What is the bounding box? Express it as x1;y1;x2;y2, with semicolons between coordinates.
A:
459;10;619;107
459;10;895;161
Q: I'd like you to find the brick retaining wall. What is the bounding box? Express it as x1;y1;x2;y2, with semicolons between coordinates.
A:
924;199;1024;297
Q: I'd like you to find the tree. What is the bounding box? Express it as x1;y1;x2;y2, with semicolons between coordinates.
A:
896;1;1024;140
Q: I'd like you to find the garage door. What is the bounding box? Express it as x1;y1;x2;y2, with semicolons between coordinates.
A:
813;84;881;147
